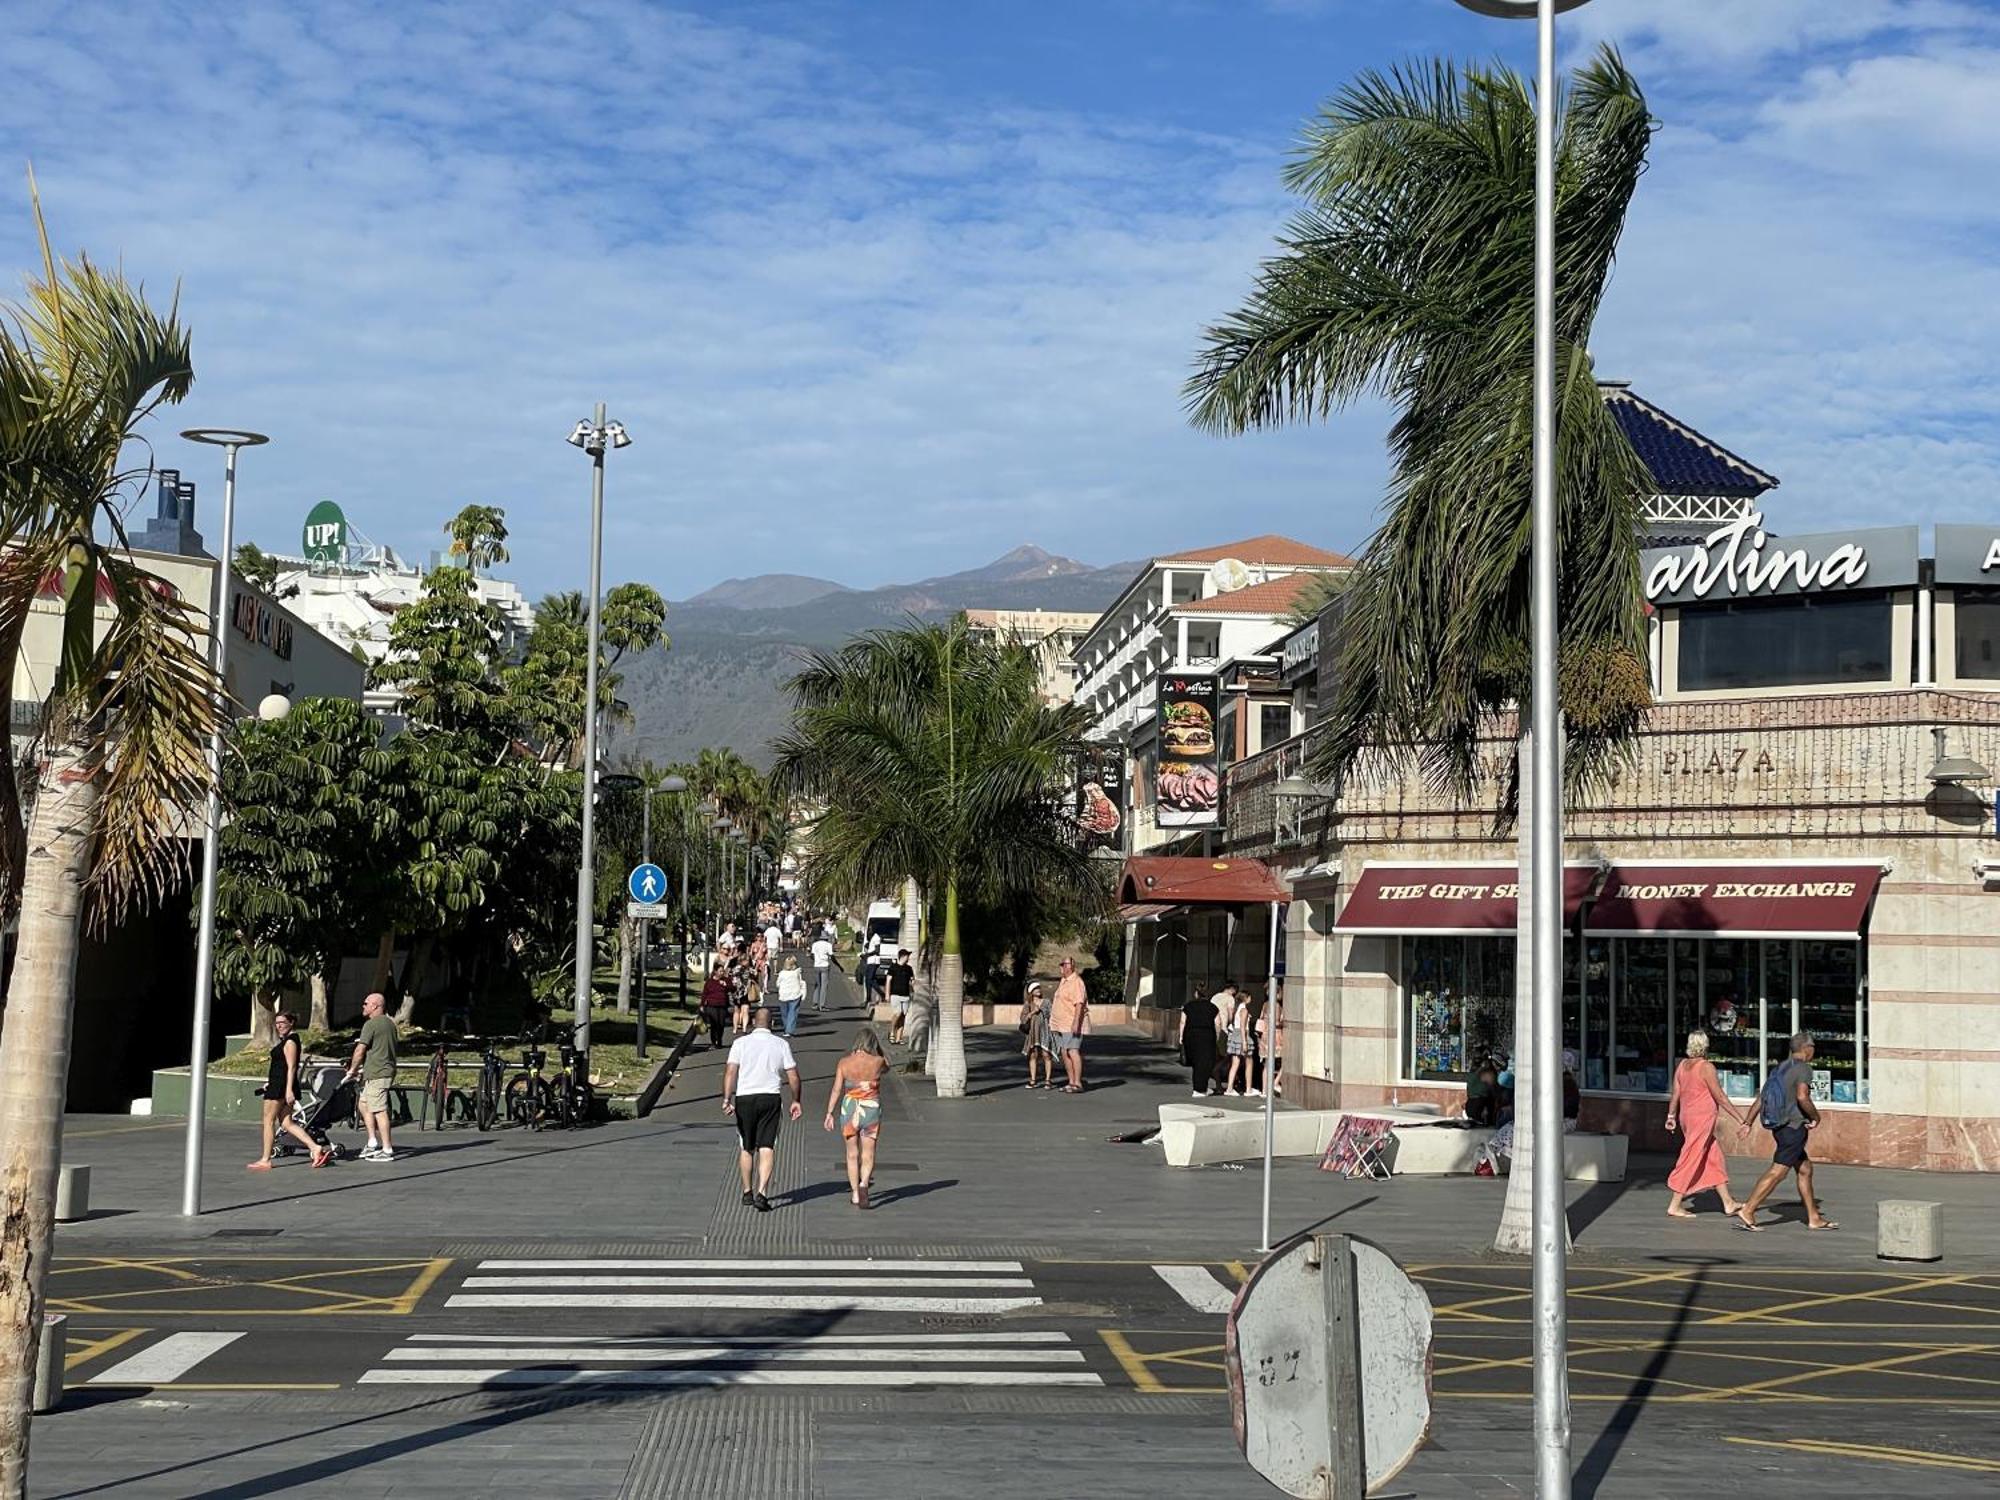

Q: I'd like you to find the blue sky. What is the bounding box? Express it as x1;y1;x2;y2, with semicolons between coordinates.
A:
5;1;1997;599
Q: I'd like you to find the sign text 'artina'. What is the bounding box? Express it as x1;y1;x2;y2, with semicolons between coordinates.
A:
1642;513;1919;605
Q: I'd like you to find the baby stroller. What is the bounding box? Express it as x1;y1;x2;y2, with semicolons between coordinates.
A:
275;1063;358;1160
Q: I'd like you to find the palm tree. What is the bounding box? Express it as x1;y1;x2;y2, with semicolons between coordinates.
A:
444;502;509;577
770;619;1103;1098
0;209;218;1490
1185;49;1656;1253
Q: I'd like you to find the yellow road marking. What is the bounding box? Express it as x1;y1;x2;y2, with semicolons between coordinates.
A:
384;1257;453;1314
1683;1342;2000;1401
46;1257;452;1317
1446;1392;2000;1406
61;1121;183;1140
61;1328;146;1371
1098;1330;1227;1393
1699;1272;1979;1327
1100;1330;1164;1393
1726;1437;2000;1473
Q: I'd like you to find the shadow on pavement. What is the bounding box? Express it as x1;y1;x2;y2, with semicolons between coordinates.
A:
1573;1256;1718;1498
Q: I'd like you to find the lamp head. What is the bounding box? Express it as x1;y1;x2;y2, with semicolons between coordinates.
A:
566;420;595;450
659;774;689;793
1453;0;1594;16
605;422;631;450
1927;727;1992;786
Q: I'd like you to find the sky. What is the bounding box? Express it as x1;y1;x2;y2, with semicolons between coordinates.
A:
4;0;1997;600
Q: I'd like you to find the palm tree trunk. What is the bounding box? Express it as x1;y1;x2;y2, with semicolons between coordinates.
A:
931;881;967;1098
308;972;331;1033
0;748;100;1491
371;930;395;993
615;917;634;1016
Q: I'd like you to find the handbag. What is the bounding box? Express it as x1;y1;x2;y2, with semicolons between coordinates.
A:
1018;1013;1032;1035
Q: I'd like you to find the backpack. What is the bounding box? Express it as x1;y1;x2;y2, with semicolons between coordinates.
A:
1757;1065;1791;1130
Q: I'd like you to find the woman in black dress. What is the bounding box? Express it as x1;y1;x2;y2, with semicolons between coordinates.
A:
249;1012;330;1169
1179;984;1222;1098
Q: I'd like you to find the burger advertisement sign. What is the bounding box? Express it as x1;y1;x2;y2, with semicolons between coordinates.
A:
1155;672;1221;828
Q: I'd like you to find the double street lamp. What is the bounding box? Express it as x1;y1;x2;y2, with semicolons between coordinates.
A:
1450;3;1591;1495
566;406;630;1057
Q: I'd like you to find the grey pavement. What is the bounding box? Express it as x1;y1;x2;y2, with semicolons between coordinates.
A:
28;967;2000;1498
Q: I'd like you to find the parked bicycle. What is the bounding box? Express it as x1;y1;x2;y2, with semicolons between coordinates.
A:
505;1044;555;1130
421;1039;479;1130
472;1035;508;1131
551;1039;595;1129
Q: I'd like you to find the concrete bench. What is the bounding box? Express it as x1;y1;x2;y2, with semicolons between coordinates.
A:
1388;1125;1627;1181
1157;1102;1445;1169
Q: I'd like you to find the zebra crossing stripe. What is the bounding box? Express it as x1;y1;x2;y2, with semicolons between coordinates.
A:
444;1293;1041;1312
473;1258;1023;1272
1153;1264;1237;1314
460;1275;1035;1289
384;1346;1087;1364
360;1368;1102;1387
404;1331;1073;1345
87;1332;246;1386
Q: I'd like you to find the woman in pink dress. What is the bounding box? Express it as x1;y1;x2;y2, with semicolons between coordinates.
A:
1664;1029;1750;1219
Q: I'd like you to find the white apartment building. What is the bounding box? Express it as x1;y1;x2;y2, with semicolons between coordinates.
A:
1072;534;1354;740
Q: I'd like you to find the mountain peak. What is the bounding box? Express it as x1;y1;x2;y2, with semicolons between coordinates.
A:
685;573;853;610
918;544;1094;588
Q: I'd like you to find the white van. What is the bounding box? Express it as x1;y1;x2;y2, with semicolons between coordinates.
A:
863;901;902;956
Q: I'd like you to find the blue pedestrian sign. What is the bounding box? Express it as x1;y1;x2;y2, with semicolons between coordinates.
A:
628;863;668;904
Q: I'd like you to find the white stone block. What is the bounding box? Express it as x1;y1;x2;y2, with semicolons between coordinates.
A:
55;1164;90;1223
1877;1199;1943;1262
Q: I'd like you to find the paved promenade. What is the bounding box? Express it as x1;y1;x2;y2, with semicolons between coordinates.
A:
29;970;2000;1497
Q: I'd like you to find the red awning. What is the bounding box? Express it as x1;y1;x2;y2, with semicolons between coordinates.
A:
1333;863;1598;936
1117;856;1288;908
1116;902;1181;923
1584;862;1885;939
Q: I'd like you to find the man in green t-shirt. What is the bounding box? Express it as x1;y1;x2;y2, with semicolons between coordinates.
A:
342;992;401;1163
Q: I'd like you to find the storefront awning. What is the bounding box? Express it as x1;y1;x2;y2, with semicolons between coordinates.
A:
1333;862;1599;936
1584;861;1886;939
1117;856;1288;908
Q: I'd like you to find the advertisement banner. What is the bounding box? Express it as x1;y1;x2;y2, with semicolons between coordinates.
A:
1071;746;1125;851
1155;672;1221;828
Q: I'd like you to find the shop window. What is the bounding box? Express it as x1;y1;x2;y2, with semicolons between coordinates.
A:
1259;702;1293;750
1701;939;1760;1098
1798;941;1866;1105
1404;935;1514;1081
1953;588;2000;680
1581;938;1613;1092
1612;939;1670;1092
1677;592;1893;691
1760;941;1796;1096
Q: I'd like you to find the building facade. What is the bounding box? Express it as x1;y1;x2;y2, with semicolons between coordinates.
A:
962;608;1100;703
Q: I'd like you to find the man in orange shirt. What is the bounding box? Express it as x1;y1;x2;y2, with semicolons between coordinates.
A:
1048;957;1089;1093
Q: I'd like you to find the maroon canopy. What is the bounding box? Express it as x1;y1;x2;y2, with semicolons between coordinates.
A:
1585;862;1884;939
1118;856;1288;909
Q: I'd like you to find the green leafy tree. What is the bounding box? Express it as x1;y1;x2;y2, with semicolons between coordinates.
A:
214;697;398;1041
507;583;668;768
771;619;1104;1097
0;205;219;1489
232;541;296;598
444;502;509;578
1185;48;1656;1255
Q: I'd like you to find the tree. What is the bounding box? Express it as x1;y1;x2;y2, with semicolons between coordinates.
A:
506;583;667;769
771;619;1103;1097
213;698;397;1044
232;541;296;600
0;208;218;1491
444;503;509;578
1185;49;1656;1253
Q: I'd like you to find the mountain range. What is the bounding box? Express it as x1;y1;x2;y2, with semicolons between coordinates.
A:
613;546;1138;769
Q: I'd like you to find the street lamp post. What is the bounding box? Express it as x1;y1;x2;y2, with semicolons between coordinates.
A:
565;406;630;1057
177;427;269;1219
1451;3;1589;1494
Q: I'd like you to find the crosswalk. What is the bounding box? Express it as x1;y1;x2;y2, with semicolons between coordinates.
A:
444;1257;1043;1314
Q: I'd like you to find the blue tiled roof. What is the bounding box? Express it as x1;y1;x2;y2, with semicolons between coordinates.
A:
1603;385;1777;498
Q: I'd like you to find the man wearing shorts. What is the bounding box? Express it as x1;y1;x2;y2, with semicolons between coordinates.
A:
723;1007;802;1212
342;991;401;1163
1048;957;1089;1093
1736;1032;1836;1232
885;949;915;1043
810;930;839;1011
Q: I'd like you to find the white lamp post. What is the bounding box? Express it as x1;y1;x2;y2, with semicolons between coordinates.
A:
565;406;630;1056
177;427;268;1218
1450;4;1589;1494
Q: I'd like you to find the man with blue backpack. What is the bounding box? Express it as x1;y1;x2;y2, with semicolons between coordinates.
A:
1736;1032;1837;1233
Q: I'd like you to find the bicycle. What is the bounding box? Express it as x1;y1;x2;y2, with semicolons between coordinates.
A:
505;1044;555;1130
422;1040;478;1130
550;1040;596;1129
472;1036;508;1131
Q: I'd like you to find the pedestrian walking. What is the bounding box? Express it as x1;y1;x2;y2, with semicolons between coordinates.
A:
777;956;807;1036
885;948;915;1043
1179;983;1221;1098
698;966;731;1049
1223;985;1259;1098
1048;957;1089;1093
342;992;401;1163
1020;981;1055;1088
1257;983;1284;1098
1736;1032;1837;1232
763;919;783;988
824;1027;889;1209
250;1012;331;1169
723;1006;803;1213
809;928;840;1010
1665;1029;1751;1220
861;931;883;1009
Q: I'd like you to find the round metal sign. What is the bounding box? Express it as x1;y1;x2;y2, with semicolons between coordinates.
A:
1228;1233;1433;1497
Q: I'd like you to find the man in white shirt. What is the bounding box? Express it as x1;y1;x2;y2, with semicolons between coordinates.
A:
809;932;840;1011
861;931;883;1008
763;920;783;992
723;1007;802;1212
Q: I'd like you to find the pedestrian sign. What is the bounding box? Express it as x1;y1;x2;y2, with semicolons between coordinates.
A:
628;863;668;904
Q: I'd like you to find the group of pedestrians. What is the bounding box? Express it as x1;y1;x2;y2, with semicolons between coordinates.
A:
247;990;403;1169
1175;979;1283;1100
1667;1028;1837;1232
722;1006;891;1212
1017;957;1093;1091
